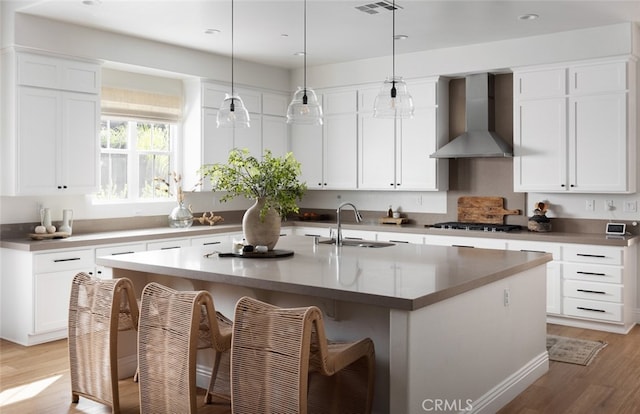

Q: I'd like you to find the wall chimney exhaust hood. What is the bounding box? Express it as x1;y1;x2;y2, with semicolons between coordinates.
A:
430;73;512;158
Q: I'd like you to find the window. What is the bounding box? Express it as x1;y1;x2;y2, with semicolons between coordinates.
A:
97;118;177;201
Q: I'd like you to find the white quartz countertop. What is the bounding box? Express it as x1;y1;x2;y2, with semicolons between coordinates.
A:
96;235;552;311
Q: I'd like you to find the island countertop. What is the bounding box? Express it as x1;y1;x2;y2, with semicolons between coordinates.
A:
96;235;552;311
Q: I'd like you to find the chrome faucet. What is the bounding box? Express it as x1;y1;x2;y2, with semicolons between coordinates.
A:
335;202;363;246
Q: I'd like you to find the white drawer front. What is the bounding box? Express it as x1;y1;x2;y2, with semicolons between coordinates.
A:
507;240;561;259
95;243;146;258
563;280;622;303
563;297;623;322
562;245;623;265
191;235;229;247
146;238;190;251
562;263;622;283
34;249;94;273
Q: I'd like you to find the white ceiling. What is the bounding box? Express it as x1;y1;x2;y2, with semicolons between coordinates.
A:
13;0;640;69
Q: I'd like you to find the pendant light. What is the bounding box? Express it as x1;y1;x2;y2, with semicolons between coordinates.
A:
217;0;250;128
286;0;323;125
373;0;414;119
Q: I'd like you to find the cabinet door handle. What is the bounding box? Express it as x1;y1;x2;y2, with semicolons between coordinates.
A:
389;240;409;243
160;246;181;250
53;257;81;262
577;271;606;276
452;245;474;248
111;251;135;256
520;249;546;254
577;289;606;295
576;253;606;258
577;306;605;313
202;241;221;246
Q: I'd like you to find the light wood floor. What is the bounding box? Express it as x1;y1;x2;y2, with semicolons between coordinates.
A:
1;323;639;413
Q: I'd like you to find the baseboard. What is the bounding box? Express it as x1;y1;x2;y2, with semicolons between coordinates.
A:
546;315;635;334
470;351;549;414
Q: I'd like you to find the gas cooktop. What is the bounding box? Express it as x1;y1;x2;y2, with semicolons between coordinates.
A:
430;222;523;232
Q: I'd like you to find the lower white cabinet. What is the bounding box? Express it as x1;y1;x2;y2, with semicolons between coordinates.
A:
506;240;562;315
146;238;190;251
555;244;635;332
95;243;147;279
1;247;93;345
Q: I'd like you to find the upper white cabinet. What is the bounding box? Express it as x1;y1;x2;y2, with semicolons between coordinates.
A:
358;78;449;191
1;51;101;196
513;58;636;193
182;81;289;190
290;88;358;189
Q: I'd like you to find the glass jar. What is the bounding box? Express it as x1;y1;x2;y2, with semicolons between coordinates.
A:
168;202;193;228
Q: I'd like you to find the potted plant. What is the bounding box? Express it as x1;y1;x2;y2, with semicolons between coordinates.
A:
200;148;306;250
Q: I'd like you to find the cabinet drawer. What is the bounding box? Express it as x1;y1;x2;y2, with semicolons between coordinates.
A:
563;297;622;322
563;280;622;303
34;249;94;273
507;240;561;259
562;245;623;265
563;263;622;283
146;238;190;251
191;235;229;247
95;243;146;258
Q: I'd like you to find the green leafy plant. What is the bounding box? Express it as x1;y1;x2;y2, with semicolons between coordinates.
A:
200;149;306;219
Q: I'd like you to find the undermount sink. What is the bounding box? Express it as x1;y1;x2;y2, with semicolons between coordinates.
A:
318;239;395;248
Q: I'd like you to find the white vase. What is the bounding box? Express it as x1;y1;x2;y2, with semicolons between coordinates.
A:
242;198;281;250
59;209;73;235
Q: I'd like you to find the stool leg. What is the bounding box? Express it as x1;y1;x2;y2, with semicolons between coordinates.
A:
205;350;222;404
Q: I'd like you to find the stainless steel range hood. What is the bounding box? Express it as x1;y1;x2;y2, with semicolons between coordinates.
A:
430;73;512;158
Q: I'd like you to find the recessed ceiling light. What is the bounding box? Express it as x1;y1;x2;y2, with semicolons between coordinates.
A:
82;0;101;5
204;29;220;35
518;13;539;20
394;34;408;40
281;34;289;38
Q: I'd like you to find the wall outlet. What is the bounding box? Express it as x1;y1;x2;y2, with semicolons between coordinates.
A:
585;199;595;211
624;200;637;213
503;288;510;307
605;200;614;211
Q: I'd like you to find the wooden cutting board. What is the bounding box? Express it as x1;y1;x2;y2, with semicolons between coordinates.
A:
457;196;520;224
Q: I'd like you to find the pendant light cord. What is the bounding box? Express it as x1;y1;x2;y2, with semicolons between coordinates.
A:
302;0;308;105
230;0;236;111
390;0;397;98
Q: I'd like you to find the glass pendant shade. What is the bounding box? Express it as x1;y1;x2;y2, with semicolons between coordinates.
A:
217;93;250;128
373;76;414;119
286;87;323;125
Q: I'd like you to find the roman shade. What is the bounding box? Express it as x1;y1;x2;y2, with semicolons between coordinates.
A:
101;87;182;122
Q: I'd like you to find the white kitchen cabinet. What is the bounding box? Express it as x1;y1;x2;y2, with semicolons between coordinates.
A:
289;122;324;188
423;234;507;250
183;81;289;190
17;51;100;93
289;88;357;190
513;97;567;191
293;226;332;238
506;240;562;315
513;59;636;193
95;243;147;279
1;247;94;345
358;79;448;191
550;243;637;333
146;238;190;251
262;115;288;157
376;231;424;244
2;50;100;196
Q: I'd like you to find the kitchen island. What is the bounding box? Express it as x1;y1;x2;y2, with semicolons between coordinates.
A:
97;235;552;414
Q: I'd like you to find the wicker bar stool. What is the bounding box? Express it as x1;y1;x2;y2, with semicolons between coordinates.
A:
68;272;139;414
231;296;376;414
137;282;233;413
